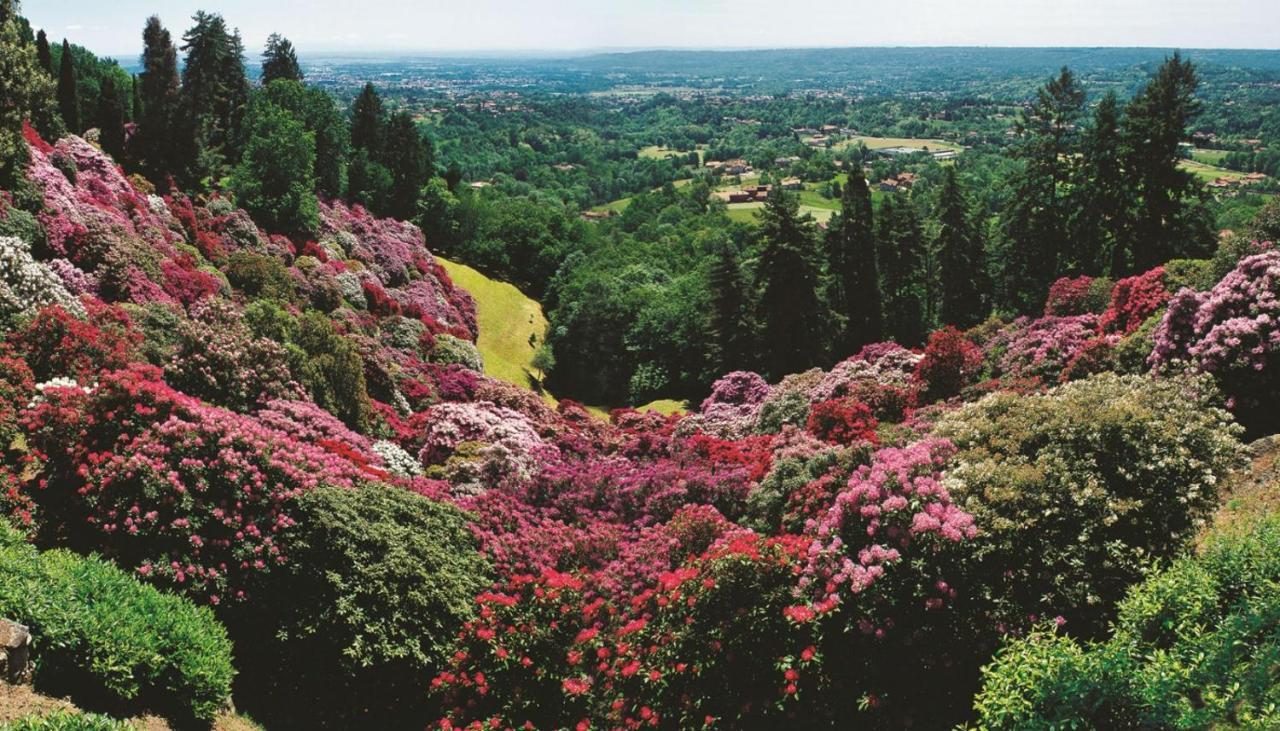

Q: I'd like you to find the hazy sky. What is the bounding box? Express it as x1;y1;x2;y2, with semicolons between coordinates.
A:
22;0;1280;57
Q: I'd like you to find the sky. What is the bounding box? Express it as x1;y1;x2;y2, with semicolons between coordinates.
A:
22;0;1280;58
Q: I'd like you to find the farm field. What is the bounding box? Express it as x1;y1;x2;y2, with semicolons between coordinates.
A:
1180;158;1251;182
837;135;966;153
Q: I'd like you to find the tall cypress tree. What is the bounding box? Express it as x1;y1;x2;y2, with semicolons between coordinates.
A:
350;82;384;155
936;167;986;328
34;27;50;73
756;188;826;378
1121;52;1213;272
707;238;753;373
139;16;180;181
1072;92;1130;276
129;74;142;121
261;33;302;85
56;39;78;132
825;170;881;353
180;11;248;180
878;195;927;345
998;67;1084;312
96;73;125;159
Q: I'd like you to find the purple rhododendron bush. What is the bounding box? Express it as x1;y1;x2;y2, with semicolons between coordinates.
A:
0;124;1259;730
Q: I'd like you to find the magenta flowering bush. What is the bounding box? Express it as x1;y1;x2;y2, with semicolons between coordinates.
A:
986;314;1102;383
1150;249;1280;433
21;365;376;604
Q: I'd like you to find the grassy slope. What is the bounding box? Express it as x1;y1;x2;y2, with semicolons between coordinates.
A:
437;257;686;417
836;135;965;152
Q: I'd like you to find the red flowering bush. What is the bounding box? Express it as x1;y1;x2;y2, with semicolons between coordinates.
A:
1044;275;1094;316
1100;266;1168;335
806;398;879;445
914;326;983;402
21;364;373;604
8;301;138;382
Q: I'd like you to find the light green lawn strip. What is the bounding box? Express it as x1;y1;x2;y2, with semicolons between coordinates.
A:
836;136;965;153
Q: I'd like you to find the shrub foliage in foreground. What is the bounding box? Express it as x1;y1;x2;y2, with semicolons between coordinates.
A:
0;524;234;725
0;710;134;731
973;517;1280;730
937;373;1244;638
231;484;491;728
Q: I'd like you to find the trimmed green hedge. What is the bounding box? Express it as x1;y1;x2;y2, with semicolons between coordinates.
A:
0;525;233;725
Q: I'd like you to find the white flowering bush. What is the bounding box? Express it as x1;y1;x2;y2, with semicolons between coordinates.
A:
0;236;84;319
372;439;423;478
935;372;1245;637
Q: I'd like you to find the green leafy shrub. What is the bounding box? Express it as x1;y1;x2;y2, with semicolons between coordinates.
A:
231;484;490;728
973;517;1280;730
291;312;372;432
0;710;134;731
223;251;295;302
427;333;483;372
1161;257;1216;293
0;525;234;725
936;373;1244;637
1110;312;1162;374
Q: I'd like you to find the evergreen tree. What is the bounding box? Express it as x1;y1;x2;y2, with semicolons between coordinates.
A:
139;16;180;182
180;11;248;182
95;73;125;159
34;27;49;73
230;99;318;236
56;38;78;132
350;82;384;155
382;112;433;220
347;147;392;212
707;238;753;373
129;74;142;121
260;33;302;85
1121;52;1213;272
998;67;1084;312
935;167;986;328
1072;92;1130;275
755;188;826;378
0;0;59;183
260;79;350;199
825;170;881;353
878;195;927;345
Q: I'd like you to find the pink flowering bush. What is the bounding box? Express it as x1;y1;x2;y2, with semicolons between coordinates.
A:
986;314;1100;383
21;364;375;604
415;400;556;492
1150;249;1280;434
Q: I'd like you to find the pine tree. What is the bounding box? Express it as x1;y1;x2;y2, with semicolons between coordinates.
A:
878;195;927;345
707;238;753;372
350;82;384;155
997;67;1084;312
825;170;881;353
180;11;248;181
34;27;50;73
382;112;432;220
261;33;302;85
936;167;986;328
1072;92;1130;275
139;16;180;181
96;73;125;158
1121;53;1213;272
755;188;826;378
56;39;79;132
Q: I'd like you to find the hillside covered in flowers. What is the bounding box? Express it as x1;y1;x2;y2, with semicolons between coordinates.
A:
2;2;1280;729
0;111;1277;728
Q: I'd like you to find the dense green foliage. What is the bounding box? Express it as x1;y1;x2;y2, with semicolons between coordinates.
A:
0;524;234;724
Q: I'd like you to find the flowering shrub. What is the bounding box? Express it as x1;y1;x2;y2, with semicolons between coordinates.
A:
805;398;879;445
428;333;484;372
1150;250;1280;434
914;326;983;402
1100;266;1168;335
163;298;301;412
986;315;1100;383
0;236;85;321
936;373;1244;637
8;301;138;383
22;365;374;603
679;371;772;439
1044;275;1095;316
754;368;824;434
415;401;555;492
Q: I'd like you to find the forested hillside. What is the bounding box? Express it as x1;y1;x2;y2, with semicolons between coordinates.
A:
0;1;1279;729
